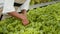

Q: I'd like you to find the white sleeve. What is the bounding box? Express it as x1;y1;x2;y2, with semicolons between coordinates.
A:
2;0;15;14
17;0;30;12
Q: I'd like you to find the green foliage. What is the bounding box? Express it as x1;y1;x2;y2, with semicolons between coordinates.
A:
30;0;53;5
0;3;60;34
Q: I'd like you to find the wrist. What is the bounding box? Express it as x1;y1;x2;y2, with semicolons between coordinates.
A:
21;9;27;11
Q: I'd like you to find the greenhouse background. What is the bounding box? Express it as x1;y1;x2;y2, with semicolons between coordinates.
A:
0;0;60;34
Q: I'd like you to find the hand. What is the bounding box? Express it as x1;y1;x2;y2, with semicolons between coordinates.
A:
8;11;29;26
21;9;29;25
22;15;29;25
21;9;27;16
22;17;29;26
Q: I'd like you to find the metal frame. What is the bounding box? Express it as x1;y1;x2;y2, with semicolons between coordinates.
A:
29;0;60;9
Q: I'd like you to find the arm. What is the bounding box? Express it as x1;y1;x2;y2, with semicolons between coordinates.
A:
1;0;24;20
2;0;15;14
20;0;30;10
2;0;29;25
17;0;31;12
2;0;26;19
